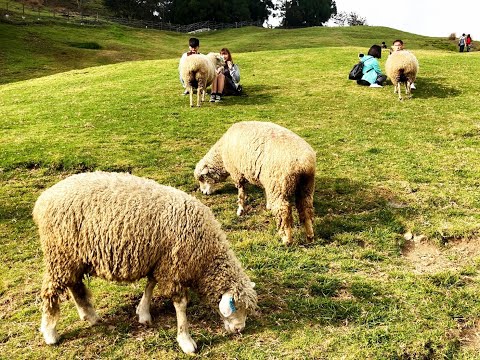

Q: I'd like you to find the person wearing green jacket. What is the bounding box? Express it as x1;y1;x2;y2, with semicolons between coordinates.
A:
357;45;386;88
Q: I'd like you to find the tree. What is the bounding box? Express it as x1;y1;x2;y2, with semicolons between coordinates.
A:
103;0;165;19
281;0;336;27
330;10;366;26
168;0;273;24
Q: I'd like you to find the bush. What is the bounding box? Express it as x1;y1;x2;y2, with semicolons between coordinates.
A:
448;33;456;40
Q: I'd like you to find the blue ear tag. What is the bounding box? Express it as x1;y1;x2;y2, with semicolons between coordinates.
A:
229;297;237;313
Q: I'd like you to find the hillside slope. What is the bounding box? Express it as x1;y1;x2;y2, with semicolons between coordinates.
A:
0;22;457;84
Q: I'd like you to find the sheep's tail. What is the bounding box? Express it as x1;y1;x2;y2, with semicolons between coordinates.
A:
396;69;407;83
294;171;315;241
187;71;199;89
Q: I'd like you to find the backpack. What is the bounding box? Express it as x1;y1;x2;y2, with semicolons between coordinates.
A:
348;61;364;80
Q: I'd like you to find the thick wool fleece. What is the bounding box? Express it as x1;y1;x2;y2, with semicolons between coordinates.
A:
180;53;222;92
196;121;316;204
33;171;256;311
385;50;419;85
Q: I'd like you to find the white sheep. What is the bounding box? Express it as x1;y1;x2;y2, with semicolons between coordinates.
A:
180;52;225;107
33;171;257;354
194;121;316;245
385;50;419;100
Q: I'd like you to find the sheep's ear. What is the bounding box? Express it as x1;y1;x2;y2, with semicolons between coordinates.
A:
219;293;236;317
251;282;256;288
200;167;209;175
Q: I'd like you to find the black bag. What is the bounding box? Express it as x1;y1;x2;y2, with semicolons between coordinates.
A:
348;61;364;80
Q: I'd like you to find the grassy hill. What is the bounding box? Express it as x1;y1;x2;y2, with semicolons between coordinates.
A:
1;21;480;359
0;19;459;84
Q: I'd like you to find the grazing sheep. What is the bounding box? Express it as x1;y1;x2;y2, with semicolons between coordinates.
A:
180;52;225;107
194;121;316;245
385;50;419;100
33;171;257;354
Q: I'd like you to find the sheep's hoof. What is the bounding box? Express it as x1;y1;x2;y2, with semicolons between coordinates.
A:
177;333;197;354
236;207;244;216
41;327;60;345
137;313;152;325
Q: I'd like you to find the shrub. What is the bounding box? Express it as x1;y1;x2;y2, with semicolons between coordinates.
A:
448;33;456;40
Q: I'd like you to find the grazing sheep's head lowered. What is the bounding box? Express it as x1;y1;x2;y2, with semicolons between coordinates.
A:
218;283;256;334
194;159;228;195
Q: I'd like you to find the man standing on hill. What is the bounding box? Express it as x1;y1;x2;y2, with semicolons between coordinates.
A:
179;37;200;95
459;34;466;52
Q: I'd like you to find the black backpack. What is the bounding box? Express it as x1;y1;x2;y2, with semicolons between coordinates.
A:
348;61;364;80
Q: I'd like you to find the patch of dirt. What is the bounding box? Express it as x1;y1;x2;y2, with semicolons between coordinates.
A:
459;322;480;349
402;237;480;274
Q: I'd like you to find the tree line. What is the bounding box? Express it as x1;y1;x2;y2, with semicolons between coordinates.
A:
33;0;344;26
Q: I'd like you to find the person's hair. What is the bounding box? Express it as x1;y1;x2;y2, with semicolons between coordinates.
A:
392;39;403;46
189;38;200;48
462;33;466;36
220;48;233;62
368;45;382;59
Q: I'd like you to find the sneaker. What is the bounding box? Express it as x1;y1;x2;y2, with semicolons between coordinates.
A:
369;83;382;88
209;94;216;102
410;83;416;90
182;90;189;95
215;95;222;102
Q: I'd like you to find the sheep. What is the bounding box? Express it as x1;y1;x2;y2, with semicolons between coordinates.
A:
180;52;225;107
385;50;419;100
33;171;257;354
194;121;316;245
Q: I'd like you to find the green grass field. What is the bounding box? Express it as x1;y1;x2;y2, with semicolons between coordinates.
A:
1;20;480;359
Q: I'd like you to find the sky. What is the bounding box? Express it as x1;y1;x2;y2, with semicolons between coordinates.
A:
269;0;480;39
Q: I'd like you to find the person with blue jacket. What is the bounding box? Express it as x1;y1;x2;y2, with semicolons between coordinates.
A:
357;45;386;88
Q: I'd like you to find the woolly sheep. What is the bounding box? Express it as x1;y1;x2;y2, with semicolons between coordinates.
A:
33;171;257;354
385;50;419;100
180;52;225;107
194;121;316;245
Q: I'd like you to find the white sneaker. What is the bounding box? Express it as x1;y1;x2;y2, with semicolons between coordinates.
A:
410;83;416;90
369;83;382;88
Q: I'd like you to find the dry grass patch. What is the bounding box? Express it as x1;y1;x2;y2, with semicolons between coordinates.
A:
402;237;480;274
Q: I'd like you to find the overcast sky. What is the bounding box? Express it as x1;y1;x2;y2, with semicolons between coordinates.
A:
270;0;480;39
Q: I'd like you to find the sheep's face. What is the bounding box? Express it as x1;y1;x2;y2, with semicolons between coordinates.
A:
194;162;227;195
218;292;248;334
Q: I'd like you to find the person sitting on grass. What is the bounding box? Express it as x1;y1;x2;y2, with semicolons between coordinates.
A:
357;45;386;88
210;48;242;103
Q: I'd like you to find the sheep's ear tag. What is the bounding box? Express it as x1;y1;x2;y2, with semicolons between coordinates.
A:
201;167;209;175
219;293;236;317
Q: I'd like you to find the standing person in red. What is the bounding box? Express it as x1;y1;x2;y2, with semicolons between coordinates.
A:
466;34;472;52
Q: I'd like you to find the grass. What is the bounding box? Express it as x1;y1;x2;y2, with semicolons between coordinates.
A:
1;21;480;359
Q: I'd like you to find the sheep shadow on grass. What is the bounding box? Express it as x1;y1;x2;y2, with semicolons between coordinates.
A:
214;84;278;106
312;176;409;246
385;78;461;99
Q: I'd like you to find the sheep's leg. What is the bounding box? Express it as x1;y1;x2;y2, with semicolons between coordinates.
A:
406;82;412;98
236;181;247;216
136;278;156;325
397;83;403;100
173;296;197;354
197;87;202;107
40;274;61;345
295;176;315;242
69;281;100;325
273;199;293;245
188;86;194;107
